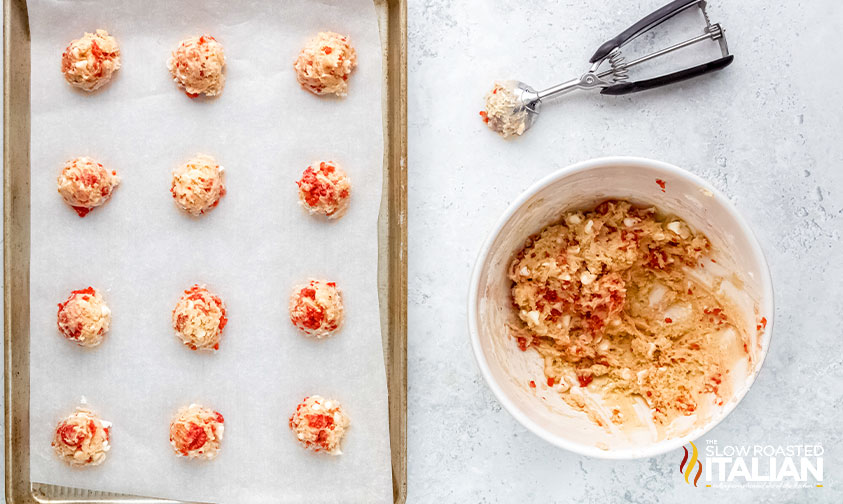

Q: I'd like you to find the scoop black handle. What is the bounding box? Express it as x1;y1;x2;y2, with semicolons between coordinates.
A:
599;55;733;95
590;0;702;63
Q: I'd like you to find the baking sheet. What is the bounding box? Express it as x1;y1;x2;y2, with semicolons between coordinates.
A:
26;0;391;502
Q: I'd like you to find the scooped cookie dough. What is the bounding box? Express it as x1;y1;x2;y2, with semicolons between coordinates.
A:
294;32;357;97
296;161;351;219
52;407;111;467
289;395;350;455
480;82;527;138
289;280;343;338
169;404;224;459
61;29;121;92
172;285;227;351
57;157;120;217
171;154;226;216
509;200;750;427
167;35;225;97
57;287;111;348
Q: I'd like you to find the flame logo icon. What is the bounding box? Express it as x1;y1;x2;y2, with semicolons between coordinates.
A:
679;441;703;487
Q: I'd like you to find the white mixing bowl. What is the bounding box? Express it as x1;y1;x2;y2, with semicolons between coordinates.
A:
468;156;774;459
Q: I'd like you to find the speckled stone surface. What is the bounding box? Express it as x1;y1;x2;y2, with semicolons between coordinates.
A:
407;0;842;502
2;1;842;502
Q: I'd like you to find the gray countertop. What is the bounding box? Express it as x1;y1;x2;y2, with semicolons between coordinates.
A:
3;1;842;502
407;0;842;502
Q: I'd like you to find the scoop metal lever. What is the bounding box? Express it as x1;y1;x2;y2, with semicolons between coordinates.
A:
506;0;733;134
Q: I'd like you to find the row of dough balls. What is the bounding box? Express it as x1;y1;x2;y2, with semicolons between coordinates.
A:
56;281;343;349
62;30;357;97
53;397;350;467
57;156;351;219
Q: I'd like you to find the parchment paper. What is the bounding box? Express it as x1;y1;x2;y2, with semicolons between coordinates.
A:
27;1;391;502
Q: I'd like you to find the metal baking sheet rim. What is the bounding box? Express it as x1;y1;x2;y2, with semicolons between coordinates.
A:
2;0;408;502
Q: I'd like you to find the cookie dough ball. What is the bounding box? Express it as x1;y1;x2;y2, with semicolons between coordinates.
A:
296;161;351;219
57;157;120;217
52;407;111;466
171;154;226;216
294;32;357;97
289;280;343;338
169;404;224;459
61;29;121;92
167;35;225;98
172;284;227;351
289;396;350;455
57;287;111;347
481;81;528;138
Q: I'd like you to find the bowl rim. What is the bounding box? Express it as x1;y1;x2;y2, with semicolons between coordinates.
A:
467;155;775;459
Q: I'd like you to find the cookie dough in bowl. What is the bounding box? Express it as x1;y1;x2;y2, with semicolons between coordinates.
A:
468;157;774;459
